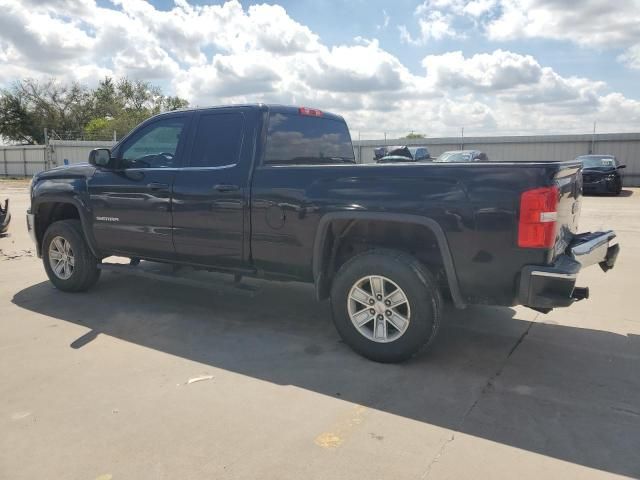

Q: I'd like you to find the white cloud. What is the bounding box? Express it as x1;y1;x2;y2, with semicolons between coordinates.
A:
618;45;640;70
0;0;639;136
399;2;459;45
463;0;496;16
423;50;543;90
376;9;390;30
401;0;640;71
0;1;95;71
486;0;640;47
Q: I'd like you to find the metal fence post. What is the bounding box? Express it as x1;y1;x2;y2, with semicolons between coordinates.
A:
23;147;27;177
2;149;7;177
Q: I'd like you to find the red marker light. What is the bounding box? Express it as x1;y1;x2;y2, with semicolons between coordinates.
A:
299;107;323;117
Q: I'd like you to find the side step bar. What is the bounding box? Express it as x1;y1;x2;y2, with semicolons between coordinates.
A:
98;262;259;297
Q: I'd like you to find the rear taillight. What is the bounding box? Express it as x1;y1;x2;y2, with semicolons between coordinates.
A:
518;186;559;248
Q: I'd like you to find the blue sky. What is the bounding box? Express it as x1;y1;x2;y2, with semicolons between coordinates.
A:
2;0;640;137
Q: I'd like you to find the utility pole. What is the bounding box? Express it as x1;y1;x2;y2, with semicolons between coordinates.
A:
591;122;596;154
43;127;52;169
384;132;387;145
461;127;465;150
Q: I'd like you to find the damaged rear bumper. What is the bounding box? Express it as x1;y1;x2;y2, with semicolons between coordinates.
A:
518;230;619;312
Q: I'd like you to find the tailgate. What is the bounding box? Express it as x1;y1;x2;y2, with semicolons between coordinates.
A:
552;162;582;258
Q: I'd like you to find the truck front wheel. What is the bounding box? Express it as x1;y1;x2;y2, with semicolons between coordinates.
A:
42;219;101;292
330;249;442;363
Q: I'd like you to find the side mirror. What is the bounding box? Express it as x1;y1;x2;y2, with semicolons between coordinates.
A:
618;164;627;169
89;148;112;167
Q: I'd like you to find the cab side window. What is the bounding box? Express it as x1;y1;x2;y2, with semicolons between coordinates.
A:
189;112;244;168
120;117;186;169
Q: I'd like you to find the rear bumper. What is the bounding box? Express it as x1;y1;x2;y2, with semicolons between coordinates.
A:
518;231;619;311
583;177;619;193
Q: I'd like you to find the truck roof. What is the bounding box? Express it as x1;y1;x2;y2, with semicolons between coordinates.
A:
157;104;345;122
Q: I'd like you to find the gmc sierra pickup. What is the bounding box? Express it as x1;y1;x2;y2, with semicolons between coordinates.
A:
27;104;619;362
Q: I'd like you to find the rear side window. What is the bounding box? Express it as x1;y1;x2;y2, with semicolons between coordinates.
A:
264;113;355;165
189;112;244;168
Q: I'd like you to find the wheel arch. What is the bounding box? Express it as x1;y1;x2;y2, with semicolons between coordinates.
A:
312;212;466;308
33;196;99;258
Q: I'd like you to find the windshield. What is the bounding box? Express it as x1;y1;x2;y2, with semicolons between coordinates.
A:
578;156;616;168
434;151;472;163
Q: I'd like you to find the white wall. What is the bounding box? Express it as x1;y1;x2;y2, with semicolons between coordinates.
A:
50;140;116;167
1;140;116;177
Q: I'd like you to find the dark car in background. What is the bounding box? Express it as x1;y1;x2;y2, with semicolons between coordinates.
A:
376;145;414;163
434;150;489;162
408;147;431;161
577;155;625;195
373;147;388;161
375;146;432;163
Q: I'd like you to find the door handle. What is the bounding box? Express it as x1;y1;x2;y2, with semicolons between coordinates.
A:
213;184;240;192
147;182;170;191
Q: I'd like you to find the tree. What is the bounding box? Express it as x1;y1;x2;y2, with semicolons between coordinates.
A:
163;96;189;111
85;77;189;140
404;132;426;139
0;77;189;144
0;79;93;143
0;91;41;144
93;77;122;118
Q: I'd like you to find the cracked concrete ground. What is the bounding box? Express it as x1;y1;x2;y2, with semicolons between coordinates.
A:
1;180;639;480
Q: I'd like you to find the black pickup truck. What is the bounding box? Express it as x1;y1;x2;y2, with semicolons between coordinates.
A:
26;105;619;362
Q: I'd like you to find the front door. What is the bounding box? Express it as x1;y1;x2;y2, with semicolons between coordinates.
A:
88;114;189;259
171;109;252;269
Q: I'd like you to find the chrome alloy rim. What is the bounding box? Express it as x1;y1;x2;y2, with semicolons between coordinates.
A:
48;236;75;280
347;275;411;343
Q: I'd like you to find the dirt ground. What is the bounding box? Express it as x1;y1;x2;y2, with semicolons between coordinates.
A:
1;179;639;479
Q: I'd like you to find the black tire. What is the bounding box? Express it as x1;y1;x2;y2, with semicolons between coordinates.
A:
42;219;101;292
614;180;623;196
330;249;442;363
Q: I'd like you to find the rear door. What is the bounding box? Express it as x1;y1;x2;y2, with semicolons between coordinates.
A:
250;108;356;279
171;107;257;269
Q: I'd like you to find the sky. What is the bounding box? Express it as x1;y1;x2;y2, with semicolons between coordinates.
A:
1;0;640;139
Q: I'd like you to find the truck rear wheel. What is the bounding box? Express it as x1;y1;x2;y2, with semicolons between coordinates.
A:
330;249;442;363
42;219;100;292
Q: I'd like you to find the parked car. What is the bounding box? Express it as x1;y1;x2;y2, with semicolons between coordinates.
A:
27;105;619;363
408;147;431;161
434;150;488;162
576;154;625;195
376;146;414;163
0;199;9;237
376;146;431;163
373;147;388;161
